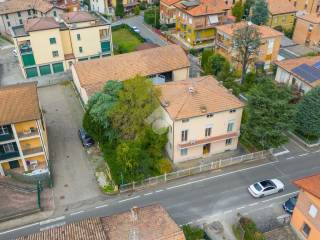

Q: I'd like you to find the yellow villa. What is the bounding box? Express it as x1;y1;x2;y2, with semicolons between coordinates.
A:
11;11;112;79
267;0;297;30
0;82;49;176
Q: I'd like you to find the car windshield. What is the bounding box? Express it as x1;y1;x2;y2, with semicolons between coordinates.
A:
254;183;262;191
289;196;297;205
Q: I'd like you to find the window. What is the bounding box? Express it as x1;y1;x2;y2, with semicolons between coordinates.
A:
304;3;307;9
79;47;83;53
19;19;23;25
5;14;8;19
7;21;11;27
180;148;188;156
77;33;81;40
17;11;21;17
27;9;31;15
3;143;15;153
53;11;57;17
181;130;188;142
205;127;211;137
207;113;214;118
308;24;313;32
49;37;56;44
309;204;318;218
226;138;232;145
52;50;59;57
301;222;311;237
182;118;189;123
227;122;234;132
230;109;236;113
33;9;36;14
188;17;192;24
0;126;9;135
294;1;297;6
282;16;286;23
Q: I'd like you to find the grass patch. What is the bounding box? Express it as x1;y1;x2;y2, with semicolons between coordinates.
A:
182;225;209;240
112;25;144;54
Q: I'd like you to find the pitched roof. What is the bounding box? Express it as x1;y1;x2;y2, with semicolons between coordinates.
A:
74;44;190;97
101;204;185;240
175;0;231;16
157;75;244;120
275;55;320;87
0;82;41;125
24;17;60;32
17;218;107;240
161;0;181;6
294;173;320;199
297;13;320;24
0;0;55;15
60;11;97;23
216;21;283;39
268;0;297;15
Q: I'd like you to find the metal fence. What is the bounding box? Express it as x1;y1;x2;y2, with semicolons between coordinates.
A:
119;150;273;193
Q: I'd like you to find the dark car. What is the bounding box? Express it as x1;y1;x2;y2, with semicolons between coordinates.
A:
78;128;94;148
283;195;298;214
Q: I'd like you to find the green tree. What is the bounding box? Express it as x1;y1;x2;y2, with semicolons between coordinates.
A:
144;7;160;28
83;80;123;143
115;0;125;18
133;5;140;15
242;79;295;150
294;87;320;140
109;75;160;140
232;1;244;22
201;48;213;72
243;0;254;18
251;0;269;25
233;23;261;83
182;225;206;240
207;53;228;75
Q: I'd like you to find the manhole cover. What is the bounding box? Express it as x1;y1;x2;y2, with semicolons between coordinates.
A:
60;195;65;200
64;184;68;187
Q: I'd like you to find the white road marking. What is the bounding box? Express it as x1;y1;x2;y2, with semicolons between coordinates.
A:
262;191;299;203
40;221;66;231
0;223;39;235
273;148;290;157
314;149;320;153
237;206;246;210
95;204;108;209
290;138;308;152
286;156;295;160
144;192;153;196
155;189;164;193
166;161;278;190
40;216;66;226
298;153;309;157
248;202;259;207
70;210;84;216
118;195;140;203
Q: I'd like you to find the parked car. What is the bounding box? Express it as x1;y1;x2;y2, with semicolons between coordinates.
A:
248;179;284;198
283;195;298;214
132;26;140;33
78;128;95;148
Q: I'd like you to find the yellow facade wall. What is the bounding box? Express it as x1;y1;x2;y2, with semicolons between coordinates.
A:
60;30;73;55
268;13;295;30
2;162;10;170
20;138;42;150
14;120;38;134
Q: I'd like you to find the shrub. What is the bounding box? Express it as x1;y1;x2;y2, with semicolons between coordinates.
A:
239;217;266;240
183;225;207;240
160;24;168;31
156;158;172;174
134;5;140;15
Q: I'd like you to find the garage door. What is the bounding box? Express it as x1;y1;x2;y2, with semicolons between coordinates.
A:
22;53;36;67
25;67;38;78
39;65;51;76
52;62;64;73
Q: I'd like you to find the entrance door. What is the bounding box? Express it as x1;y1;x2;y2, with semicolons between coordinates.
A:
203;143;211;155
9;160;20;169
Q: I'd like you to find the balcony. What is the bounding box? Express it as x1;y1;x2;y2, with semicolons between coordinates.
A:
22;147;43;157
19;44;33;55
0;133;14;142
17;128;39;140
0;151;20;161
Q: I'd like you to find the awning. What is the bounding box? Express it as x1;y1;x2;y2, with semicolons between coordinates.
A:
208;15;219;24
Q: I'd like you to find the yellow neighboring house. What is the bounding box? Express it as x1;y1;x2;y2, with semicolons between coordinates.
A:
157;75;244;163
175;0;233;47
267;0;297;30
291;174;320;240
215;21;283;69
289;0;320;14
0;82;49;176
11;11;112;79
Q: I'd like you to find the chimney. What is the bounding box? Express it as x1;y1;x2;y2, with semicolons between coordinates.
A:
188;86;195;93
131;206;139;222
228;88;233;93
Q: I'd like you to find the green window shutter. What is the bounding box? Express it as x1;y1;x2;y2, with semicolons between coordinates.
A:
90;55;100;59
39;65;51;76
101;41;110;53
25;67;38;78
78;58;88;61
22;53;35;67
52;62;64;73
49;37;56;44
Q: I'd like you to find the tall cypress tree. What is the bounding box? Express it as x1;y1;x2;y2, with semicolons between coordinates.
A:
251;0;269;25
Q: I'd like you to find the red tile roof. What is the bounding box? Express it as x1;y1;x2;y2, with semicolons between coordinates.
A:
24;17;60;32
297;13;320;24
161;0;181;6
175;0;231;16
294;173;320;199
268;0;297;15
61;11;97;23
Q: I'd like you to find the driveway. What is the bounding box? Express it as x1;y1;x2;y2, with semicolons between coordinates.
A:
38;84;103;215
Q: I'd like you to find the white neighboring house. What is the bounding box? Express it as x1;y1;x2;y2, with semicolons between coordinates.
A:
275;55;320;94
90;0;109;14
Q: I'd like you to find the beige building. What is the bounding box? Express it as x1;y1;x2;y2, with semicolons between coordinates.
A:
160;0;181;24
11;11;112;79
157;75;244;163
72;44;190;104
275;55;320;93
0;0;66;38
215;21;283;69
289;0;320;14
0;82;49;176
293;13;320;47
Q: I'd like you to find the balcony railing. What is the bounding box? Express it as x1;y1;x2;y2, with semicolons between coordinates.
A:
17;129;39;139
0;151;20;161
0;133;14;142
22;147;43;156
19;45;33;55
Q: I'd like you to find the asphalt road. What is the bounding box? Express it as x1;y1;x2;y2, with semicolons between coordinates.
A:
2;142;320;239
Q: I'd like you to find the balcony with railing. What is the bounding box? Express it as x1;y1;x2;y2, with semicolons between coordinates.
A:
22;147;43;157
17;128;39;140
18;41;35;67
0;151;20;161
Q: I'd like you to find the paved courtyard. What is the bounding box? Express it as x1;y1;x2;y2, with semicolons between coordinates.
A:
38;84;103;215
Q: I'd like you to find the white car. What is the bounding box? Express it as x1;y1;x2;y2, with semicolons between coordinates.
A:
131;26;140;33
248;179;284;198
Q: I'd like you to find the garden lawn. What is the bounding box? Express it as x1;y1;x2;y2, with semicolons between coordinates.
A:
112;28;143;54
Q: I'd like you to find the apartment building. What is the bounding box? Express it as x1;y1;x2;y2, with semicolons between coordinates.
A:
11;11;112;79
111;0;138;13
0;0;66;38
215;21;283;69
160;0;181;24
90;0;109;14
175;0;233;47
157;75;244;163
289;0;320;14
291;174;320;240
293;13;320;47
72;44;190;104
267;0;297;30
275;55;320;93
0;83;49;176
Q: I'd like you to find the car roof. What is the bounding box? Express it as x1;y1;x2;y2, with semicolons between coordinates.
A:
260;180;275;188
